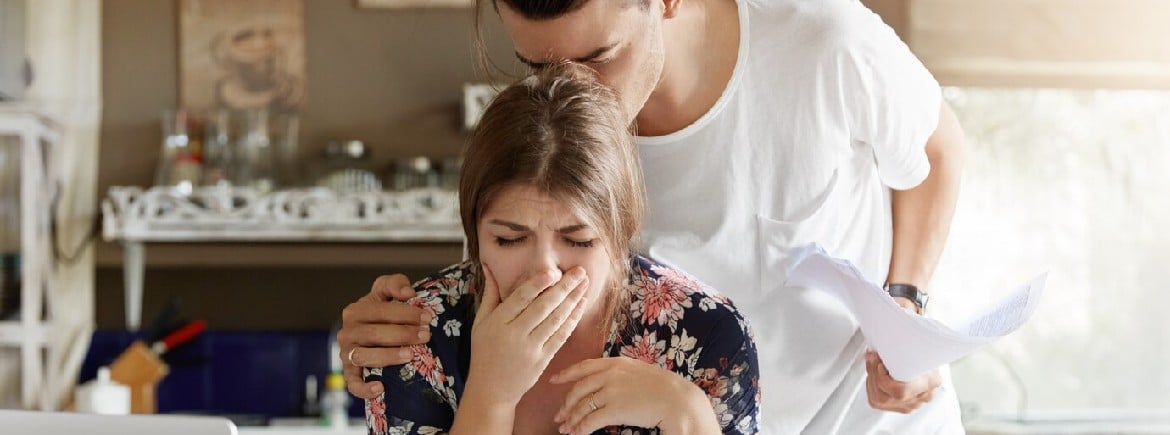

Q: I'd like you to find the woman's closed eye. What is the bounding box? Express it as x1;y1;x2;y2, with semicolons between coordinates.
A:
565;238;596;248
494;235;526;247
492;235;596;248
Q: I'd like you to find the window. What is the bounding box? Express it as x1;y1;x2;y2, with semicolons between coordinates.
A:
931;87;1170;419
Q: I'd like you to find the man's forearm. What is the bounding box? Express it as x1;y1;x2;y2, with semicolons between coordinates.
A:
887;101;966;290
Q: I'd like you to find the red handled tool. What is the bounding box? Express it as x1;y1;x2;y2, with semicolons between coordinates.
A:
150;319;207;355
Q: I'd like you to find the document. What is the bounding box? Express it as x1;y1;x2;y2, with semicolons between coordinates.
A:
785;244;1046;382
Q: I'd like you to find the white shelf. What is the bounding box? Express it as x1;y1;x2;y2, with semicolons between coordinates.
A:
0;105;60;410
100;186;467;330
102;186;463;243
0;320;48;347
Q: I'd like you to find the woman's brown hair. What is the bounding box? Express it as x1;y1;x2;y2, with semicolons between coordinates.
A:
459;62;645;329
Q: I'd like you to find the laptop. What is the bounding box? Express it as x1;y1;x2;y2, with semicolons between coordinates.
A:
0;410;238;435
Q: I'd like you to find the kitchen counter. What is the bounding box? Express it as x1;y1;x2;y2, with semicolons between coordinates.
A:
237;418;366;435
965;410;1170;435
238;427;365;435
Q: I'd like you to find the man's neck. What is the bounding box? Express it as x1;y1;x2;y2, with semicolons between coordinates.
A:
636;0;740;137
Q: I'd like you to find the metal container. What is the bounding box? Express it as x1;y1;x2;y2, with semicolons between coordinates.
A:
391;156;438;191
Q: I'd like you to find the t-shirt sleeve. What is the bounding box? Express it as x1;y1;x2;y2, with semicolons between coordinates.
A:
689;304;761;434
834;2;942;190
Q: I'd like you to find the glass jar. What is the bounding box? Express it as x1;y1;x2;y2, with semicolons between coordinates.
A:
391;157;438;191
314;140;381;193
232;108;279;193
154;109;202;195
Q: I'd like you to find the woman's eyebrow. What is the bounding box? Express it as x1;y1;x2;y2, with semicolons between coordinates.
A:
488;219;529;231
557;224;589;234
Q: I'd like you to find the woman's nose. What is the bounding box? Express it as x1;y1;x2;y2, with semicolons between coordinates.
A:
517;265;562;292
524;246;563;287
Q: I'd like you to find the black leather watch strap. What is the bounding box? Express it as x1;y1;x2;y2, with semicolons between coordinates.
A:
885;283;929;312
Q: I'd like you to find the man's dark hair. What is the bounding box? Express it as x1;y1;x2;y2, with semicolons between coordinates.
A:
472;0;650;80
492;0;649;20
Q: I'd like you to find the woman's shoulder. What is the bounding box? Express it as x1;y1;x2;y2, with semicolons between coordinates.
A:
627;255;752;336
408;261;476;320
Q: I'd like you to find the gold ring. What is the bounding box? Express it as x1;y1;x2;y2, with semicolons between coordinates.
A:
588;392;599;411
347;347;358;367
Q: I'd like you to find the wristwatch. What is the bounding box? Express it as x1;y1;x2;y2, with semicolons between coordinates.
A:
884;283;929;314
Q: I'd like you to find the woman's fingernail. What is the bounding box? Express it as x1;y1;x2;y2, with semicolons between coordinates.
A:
418;329;430;340
371;383;384;394
421;313;432;324
399;348;412;360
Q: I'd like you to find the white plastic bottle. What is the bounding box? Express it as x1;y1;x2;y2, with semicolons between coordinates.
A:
321;372;350;429
75;366;130;415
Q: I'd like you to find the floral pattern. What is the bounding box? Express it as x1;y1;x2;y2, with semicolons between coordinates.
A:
364;256;760;435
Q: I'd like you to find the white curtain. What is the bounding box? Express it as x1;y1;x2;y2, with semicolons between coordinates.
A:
0;0;101;410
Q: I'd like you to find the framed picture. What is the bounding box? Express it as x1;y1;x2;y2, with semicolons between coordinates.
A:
462;83;500;130
355;0;473;9
179;0;306;114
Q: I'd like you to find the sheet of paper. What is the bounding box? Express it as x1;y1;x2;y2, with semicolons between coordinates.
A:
784;244;1046;382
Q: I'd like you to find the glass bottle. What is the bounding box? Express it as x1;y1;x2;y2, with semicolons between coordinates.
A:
154;109;202;195
201;109;233;188
275;113;302;188
233;108;279;193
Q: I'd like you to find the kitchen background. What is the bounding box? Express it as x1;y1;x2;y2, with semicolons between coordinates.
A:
0;0;1168;433
93;0;516;331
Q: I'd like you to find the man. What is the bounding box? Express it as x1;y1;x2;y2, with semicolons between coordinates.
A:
337;0;966;432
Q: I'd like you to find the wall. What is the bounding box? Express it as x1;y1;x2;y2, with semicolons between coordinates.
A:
101;0;517;192
97;0;515;330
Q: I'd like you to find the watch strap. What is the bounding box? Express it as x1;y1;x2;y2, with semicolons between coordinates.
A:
885;283;929;312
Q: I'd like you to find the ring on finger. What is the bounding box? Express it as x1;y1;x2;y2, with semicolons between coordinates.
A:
347;348;359;367
588;392;600;411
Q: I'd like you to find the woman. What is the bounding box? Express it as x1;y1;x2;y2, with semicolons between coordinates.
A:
364;64;759;435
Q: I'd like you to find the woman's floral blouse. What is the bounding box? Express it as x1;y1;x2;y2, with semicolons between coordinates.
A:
364;255;760;434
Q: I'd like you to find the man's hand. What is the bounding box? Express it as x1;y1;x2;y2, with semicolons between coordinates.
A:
864;350;941;413
337;274;431;399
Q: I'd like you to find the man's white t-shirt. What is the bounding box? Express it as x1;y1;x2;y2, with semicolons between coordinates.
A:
636;0;963;433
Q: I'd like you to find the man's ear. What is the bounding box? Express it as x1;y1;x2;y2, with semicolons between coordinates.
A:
661;0;681;19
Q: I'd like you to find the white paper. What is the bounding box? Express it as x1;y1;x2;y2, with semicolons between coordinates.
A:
784;244;1046;382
